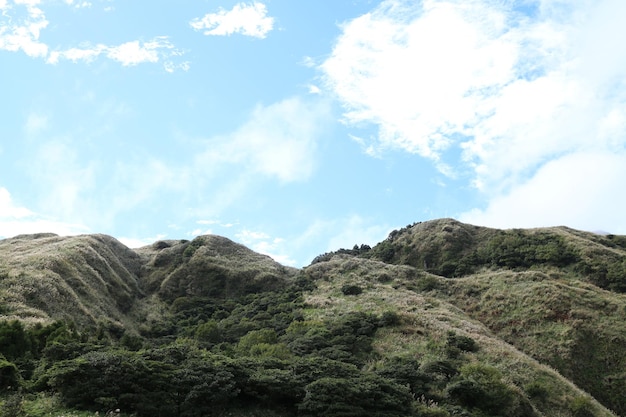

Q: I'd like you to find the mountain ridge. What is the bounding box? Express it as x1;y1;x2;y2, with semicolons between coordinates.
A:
0;218;625;416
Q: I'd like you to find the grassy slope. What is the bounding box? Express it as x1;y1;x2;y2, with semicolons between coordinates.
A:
0;220;624;416
0;233;142;329
304;256;615;417
363;218;626;415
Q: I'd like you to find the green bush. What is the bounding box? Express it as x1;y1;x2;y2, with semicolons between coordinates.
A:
341;284;363;296
299;374;412;417
0;392;24;417
446;364;516;415
525;380;550;402
0;356;20;390
570;396;595;417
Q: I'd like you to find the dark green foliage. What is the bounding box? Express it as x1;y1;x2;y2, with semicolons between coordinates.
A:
1;221;624;417
0;392;24;417
446;364;521;416
299;374;413;417
567;327;626;415
525;380;550;402
47;349;239;416
570;396;595;417
378;310;401;327
478;231;577;270
0;357;19;390
375;356;430;398
283;311;380;364
445;332;478;358
0;321;30;362
576;256;626;293
366;223;586;278
310;244;372;264
421;360;459;381
340;284;363;295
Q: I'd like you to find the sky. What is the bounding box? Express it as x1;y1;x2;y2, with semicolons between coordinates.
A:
1;0;626;267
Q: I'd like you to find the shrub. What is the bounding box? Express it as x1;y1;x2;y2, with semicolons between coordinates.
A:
525;380;550;402
447;363;516;415
0;356;20;390
379;311;401;327
299;374;412;417
341;284;363;296
0;392;24;417
570;396;595;417
445;332;478;358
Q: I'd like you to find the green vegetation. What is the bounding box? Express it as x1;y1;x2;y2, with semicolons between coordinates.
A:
0;219;624;416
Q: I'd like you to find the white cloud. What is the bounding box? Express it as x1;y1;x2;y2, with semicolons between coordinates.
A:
295;215;391;256
118;234;167;249
322;0;626;231
307;84;321;95
190;2;274;39
106;40;160;66
460;151;626;234
63;0;91;9
47;37;183;68
1;1;185;70
321;0;626;175
0;0;48;57
0;187;89;238
195;96;331;183
325;215;391;253
235;228;296;266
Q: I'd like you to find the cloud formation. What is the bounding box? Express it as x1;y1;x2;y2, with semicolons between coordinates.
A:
235;229;296;266
321;0;626;231
0;0;48;58
460;151;626;234
190;2;274;39
47;37;187;70
0;0;186;70
0;187;89;238
195;97;331;183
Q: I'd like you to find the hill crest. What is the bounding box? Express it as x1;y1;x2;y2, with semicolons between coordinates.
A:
0;219;625;416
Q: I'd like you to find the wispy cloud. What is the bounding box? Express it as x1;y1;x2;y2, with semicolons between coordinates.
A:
47;37;187;69
190;2;274;39
235;229;296;266
322;0;626;231
1;1;186;70
460;151;626;234
195;96;331;183
117;234;167;249
63;0;91;9
0;187;89;238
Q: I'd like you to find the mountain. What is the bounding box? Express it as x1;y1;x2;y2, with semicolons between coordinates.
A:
0;219;624;417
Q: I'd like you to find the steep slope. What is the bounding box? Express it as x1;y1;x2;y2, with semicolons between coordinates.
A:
0;233;296;333
0;233;142;329
0;221;624;417
366;218;626;292
136;235;297;301
303;255;616;417
361;218;626;415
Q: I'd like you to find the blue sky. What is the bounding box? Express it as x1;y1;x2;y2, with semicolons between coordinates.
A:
2;0;626;266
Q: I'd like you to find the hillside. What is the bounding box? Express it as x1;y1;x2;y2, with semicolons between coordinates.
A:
0;219;624;417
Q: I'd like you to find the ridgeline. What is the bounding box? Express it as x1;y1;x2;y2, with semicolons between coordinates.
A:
0;219;624;417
